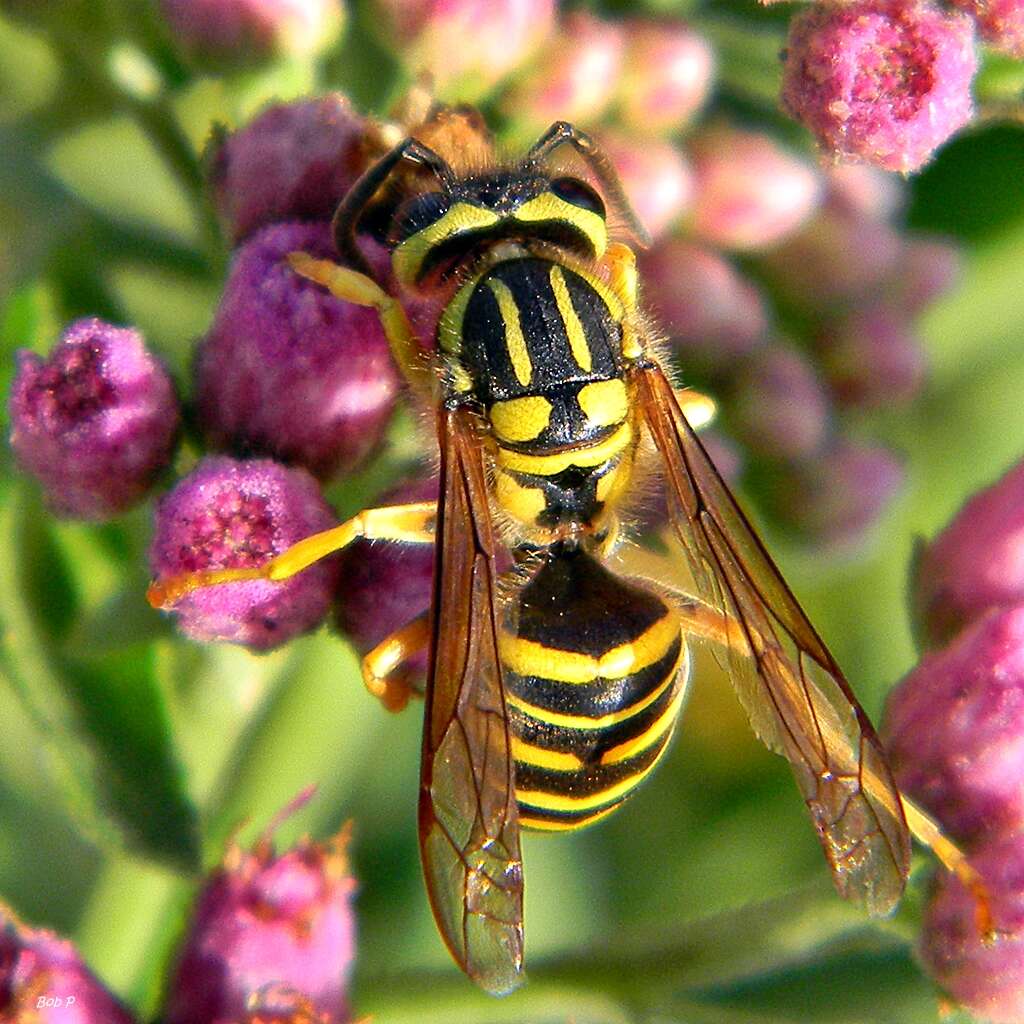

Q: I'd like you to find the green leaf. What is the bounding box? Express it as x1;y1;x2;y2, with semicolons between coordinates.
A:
0;482;200;868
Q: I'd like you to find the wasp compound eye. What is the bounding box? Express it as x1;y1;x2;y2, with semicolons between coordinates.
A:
549;176;606;218
391;191;452;243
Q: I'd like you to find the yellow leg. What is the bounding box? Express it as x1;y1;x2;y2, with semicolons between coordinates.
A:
600;241;638;309
148;501;436;608
287;252;435;402
361;612;430;713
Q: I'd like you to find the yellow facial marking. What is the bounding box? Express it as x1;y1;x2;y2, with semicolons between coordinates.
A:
489;396;553;442
514;193;608;257
392;202;500;284
496;421;632;475
487;277;532;387
577;379;628;429
548;265;592;372
494;470;547;523
510;736;582;772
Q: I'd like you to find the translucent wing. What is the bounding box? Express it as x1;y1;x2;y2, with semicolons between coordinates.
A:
635;362;910;915
419;405;524;994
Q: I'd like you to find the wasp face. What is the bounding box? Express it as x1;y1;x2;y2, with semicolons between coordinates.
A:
390;171;609;291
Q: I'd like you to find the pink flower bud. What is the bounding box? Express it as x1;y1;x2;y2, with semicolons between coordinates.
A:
596;130;693;241
761;205;903;310
781;0;978;173
372;0;556;99
688;128;823;251
891;234;963;313
913;460;1024;648
149;457;339;650
730;345;831;460
950;0;1024;57
8;318;180;520
209;94;368;245
640;240;768;371
616;20;714;135
825;162;906;221
500;11;624;131
195;222;398;478
165;816;355;1024
0;906;137;1023
885;607;1024;844
817;304;927;409
159;0;345;68
920;830;1024;1024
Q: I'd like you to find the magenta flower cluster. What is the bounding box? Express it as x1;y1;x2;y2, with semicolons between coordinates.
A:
883;461;1024;1022
1;802;356;1024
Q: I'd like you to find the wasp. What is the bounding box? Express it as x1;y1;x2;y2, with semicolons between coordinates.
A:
151;108;986;995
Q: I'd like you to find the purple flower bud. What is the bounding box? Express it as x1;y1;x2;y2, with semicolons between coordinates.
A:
0;906;137;1023
729;345;831;460
499;11;624;131
760;205;903;311
640;240;769;372
884;606;1024;845
817;304;927;409
596;131;693;242
891;234;963;313
195;221;398;478
919;830;1024;1023
8;318;180;521
781;0;978;173
335;474;436;680
209;94;368;245
164;816;355;1024
951;0;1024;56
149;456;339;650
825;162;905;221
770;439;905;546
616;20;715;136
687;128;823;251
159;0;344;68
913;460;1024;648
373;0;555;99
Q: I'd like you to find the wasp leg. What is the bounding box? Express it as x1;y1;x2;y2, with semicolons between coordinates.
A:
362;612;430;713
148;501;436;608
287;252;434;402
671;590;993;934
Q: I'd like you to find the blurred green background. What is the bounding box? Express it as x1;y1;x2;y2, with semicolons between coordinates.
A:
1;2;1023;1022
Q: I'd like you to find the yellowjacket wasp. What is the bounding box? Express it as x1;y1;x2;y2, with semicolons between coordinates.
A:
151;106;985;995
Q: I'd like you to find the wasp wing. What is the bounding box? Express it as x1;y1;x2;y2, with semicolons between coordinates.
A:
635;362;910;915
419;405;524;995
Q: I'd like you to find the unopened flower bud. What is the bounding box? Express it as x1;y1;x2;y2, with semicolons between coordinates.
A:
688;128;822;251
761;206;903;311
781;0;978;173
825;163;905;221
640;240;768;371
817;305;927;409
159;0;345;69
165;812;355;1024
9;318;179;520
891;234;963;313
616;20;714;136
0;905;137;1023
195;222;398;478
884;606;1024;844
373;0;555;100
913;460;1024;648
950;0;1024;56
729;345;830;460
149;456;339;650
596;131;693;241
335;474;436;679
770;439;905;545
209;94;368;245
500;11;624;131
919;830;1024;1024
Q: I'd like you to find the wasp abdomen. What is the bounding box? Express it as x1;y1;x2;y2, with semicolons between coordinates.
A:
501;547;688;831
